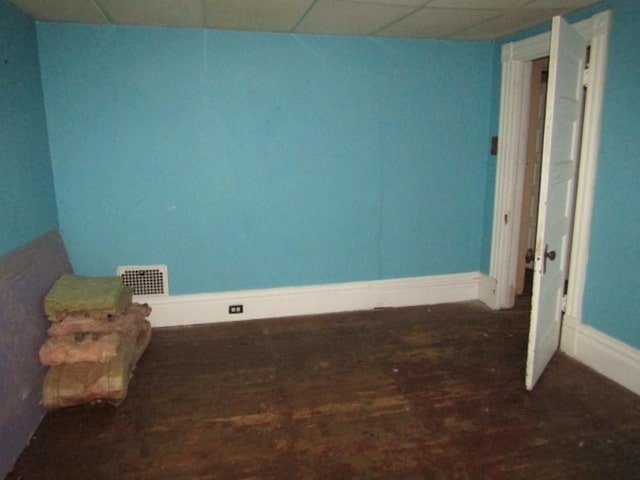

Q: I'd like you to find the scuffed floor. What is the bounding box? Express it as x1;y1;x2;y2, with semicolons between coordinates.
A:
9;299;640;479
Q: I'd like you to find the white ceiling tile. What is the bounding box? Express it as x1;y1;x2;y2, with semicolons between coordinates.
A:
525;0;600;8
295;0;416;35
452;7;568;39
10;0;109;23
205;0;313;32
377;7;500;38
97;0;205;28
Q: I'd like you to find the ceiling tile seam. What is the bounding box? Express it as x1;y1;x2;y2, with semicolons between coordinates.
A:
338;0;430;7
521;0;576;9
415;7;504;12
369;5;427;36
443;12;505;41
200;0;208;29
442;6;574;40
522;0;543;7
291;0;321;33
92;0;114;24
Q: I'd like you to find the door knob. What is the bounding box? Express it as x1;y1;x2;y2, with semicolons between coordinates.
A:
542;244;556;274
525;248;535;263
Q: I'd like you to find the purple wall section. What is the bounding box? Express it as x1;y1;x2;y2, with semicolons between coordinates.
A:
0;230;72;477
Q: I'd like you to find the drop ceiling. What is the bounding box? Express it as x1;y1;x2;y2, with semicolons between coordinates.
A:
10;0;601;40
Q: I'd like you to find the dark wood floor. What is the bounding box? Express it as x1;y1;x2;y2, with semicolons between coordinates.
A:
9;295;640;479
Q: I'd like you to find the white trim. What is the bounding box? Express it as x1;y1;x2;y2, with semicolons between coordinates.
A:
490;54;531;308
478;274;498;308
562;315;640;396
490;11;611;310
140;272;490;328
564;11;610;320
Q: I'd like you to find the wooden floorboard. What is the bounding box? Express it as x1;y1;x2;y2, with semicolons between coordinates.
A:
8;298;640;479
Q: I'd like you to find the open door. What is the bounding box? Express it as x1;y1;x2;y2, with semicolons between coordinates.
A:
525;17;587;390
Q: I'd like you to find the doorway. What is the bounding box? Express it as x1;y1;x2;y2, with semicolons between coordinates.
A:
516;56;549;298
488;11;611;387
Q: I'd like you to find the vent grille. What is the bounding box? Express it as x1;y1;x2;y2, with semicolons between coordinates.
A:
117;265;168;296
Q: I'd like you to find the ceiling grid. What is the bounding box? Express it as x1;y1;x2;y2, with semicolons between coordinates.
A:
10;0;600;39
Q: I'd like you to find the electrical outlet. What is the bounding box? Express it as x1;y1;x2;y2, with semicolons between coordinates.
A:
228;304;243;314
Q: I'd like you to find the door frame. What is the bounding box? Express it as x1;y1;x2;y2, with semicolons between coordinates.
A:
489;10;610;320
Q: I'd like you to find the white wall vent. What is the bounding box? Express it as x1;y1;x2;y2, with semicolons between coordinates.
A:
117;265;168;297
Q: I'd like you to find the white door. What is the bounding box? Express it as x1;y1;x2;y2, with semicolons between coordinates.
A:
525;16;587;390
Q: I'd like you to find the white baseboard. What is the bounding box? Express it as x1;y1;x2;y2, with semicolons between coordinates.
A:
139;271;489;328
561;315;640;396
477;273;497;309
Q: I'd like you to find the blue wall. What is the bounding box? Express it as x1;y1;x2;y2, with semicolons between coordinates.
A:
24;0;640;347
0;1;57;256
582;0;640;348
37;24;494;295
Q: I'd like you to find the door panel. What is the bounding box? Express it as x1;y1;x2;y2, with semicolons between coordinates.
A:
526;16;586;390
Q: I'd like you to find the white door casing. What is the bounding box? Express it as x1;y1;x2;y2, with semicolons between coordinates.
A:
488;10;610;330
525;17;586;391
